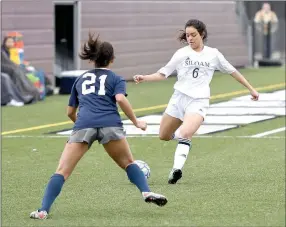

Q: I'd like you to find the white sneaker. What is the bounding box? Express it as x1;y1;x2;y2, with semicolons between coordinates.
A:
7;99;24;107
142;192;168;207
30;210;48;220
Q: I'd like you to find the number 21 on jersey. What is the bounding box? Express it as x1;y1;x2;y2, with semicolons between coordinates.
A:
82;73;107;95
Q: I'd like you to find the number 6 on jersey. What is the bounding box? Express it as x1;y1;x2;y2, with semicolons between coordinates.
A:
82;73;107;95
192;68;199;78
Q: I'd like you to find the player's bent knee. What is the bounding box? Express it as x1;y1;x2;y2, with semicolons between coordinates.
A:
159;133;172;141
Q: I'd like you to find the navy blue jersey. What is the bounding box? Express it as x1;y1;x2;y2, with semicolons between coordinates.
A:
68;69;127;130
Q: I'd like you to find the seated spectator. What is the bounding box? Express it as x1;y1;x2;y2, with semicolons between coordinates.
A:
1;36;41;103
2;34;54;99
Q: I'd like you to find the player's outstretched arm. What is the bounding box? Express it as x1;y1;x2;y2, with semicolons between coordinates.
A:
134;49;180;84
115;94;147;131
133;73;166;84
231;71;259;101
67;106;77;122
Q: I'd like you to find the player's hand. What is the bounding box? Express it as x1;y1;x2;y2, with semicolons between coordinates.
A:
250;89;259;101
135;120;147;131
133;75;145;84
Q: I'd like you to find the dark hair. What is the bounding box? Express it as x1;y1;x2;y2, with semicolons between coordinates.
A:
2;36;13;49
178;19;208;43
79;32;114;68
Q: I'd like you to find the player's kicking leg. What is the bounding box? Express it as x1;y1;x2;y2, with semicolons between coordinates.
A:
158;113;185;184
30;141;89;219
103;135;168;207
168;113;204;184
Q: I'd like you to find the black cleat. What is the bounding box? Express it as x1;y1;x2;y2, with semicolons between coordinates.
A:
143;192;168;207
168;169;182;184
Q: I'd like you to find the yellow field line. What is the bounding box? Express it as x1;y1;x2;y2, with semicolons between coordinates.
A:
1;82;285;135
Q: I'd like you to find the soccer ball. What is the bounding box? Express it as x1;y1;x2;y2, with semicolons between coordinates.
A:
134;160;151;179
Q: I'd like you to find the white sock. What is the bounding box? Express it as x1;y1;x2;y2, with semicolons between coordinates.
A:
172;139;191;170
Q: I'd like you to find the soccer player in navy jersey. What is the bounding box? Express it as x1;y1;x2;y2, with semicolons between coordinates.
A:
30;33;167;220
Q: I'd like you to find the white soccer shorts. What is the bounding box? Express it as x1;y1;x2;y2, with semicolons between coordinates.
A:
165;90;209;121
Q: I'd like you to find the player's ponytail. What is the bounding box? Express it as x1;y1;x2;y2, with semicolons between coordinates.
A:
79;32;114;67
178;30;187;44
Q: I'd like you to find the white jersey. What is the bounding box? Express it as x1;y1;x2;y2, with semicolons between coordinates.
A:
158;45;236;99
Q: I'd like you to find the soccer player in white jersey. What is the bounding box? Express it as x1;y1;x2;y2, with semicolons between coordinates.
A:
133;19;259;184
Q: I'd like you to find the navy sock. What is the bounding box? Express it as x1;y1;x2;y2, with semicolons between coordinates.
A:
39;173;65;213
126;163;150;193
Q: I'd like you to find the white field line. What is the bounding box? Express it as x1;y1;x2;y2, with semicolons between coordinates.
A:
2;135;285;139
250;127;286;138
